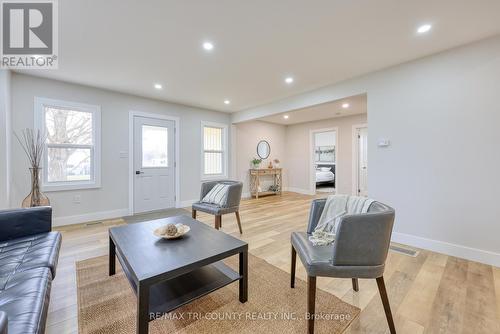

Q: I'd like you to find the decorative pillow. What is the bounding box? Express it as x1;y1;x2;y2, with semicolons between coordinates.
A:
202;183;230;206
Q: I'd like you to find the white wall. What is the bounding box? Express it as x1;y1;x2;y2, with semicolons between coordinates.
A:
234;121;287;195
232;35;500;266
0;70;11;209
314;131;336;148
286;114;367;195
10;73;231;225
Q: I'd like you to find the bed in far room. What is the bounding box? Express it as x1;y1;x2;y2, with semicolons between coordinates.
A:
315;164;335;188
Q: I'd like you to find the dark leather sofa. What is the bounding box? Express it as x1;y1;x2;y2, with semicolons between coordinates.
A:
0;207;61;334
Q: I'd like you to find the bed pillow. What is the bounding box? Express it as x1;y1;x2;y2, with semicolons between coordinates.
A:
320;167;331;172
202;183;230;206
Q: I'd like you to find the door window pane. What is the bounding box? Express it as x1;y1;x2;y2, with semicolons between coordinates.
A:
142;125;168;167
47;148;92;182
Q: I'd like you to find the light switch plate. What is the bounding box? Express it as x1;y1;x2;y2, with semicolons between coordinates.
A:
378;139;390;147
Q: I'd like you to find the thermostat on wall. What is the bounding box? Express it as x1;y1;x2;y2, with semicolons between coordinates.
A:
377;139;390;147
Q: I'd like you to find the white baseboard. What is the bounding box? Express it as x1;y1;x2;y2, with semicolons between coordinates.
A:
241;188;313;199
241;188;314;199
53;208;129;227
286;187;315;196
392;232;500;267
241;192;251;199
177;199;197;208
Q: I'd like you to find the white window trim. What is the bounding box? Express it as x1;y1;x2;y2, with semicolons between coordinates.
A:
201;121;228;180
34;97;101;192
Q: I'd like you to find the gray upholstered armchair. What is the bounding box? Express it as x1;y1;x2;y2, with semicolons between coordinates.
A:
291;198;396;334
192;180;243;234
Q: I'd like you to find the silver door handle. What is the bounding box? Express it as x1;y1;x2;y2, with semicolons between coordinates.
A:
135;171;144;175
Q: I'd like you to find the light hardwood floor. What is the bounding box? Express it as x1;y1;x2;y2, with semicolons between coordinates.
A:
46;192;500;334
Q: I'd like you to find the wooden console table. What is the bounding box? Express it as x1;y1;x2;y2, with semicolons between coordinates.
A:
249;168;282;199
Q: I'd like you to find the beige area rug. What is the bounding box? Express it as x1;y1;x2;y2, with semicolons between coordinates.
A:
76;255;359;333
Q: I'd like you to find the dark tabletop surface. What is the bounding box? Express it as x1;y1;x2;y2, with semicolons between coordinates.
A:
109;215;247;282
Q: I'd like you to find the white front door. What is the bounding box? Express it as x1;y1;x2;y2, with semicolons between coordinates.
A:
133;116;175;213
357;127;368;197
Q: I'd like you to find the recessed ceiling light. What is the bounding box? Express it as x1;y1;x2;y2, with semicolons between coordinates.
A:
342;103;350;108
417;24;432;34
203;42;214;51
154;83;163;90
283;115;289;119
224;100;230;105
285;77;294;84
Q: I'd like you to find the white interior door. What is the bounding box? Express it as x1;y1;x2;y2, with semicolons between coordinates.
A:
133;116;175;213
357;127;368;197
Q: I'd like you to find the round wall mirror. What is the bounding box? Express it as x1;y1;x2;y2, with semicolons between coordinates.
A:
257;140;271;159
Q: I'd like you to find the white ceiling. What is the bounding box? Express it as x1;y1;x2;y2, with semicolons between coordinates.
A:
258;94;366;125
18;0;500;112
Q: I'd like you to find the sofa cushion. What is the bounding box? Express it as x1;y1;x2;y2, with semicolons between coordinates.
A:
0;232;61;290
0;267;51;334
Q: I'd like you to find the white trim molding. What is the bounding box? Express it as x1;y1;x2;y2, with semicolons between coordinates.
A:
128;111;181;215
309;127;339;195
53;208;129;227
287;187;316;196
0;70;11;209
392;232;500;267
241;192;251;199
351;123;368;196
34;97;102;192
242;188;313;199
178;198;198;208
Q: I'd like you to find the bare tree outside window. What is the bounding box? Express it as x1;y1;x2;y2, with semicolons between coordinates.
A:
45;107;93;182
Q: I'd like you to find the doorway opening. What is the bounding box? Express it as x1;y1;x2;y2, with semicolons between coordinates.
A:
312;128;338;194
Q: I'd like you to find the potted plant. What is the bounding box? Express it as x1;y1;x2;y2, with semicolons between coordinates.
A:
251;158;262;169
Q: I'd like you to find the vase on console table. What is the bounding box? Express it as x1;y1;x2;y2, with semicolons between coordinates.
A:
22;167;50;208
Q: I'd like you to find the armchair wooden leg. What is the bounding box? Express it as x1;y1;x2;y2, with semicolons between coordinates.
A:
376;276;396;334
215;215;221;230
307;276;316;334
291;245;296;288
235;211;243;234
352;278;359;292
192;209;196;219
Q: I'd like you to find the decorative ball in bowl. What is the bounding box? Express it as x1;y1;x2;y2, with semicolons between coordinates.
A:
154;223;190;239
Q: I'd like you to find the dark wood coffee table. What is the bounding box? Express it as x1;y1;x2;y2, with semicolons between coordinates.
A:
109;215;248;334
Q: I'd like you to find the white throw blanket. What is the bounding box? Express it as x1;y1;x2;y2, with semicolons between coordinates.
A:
309;195;374;246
